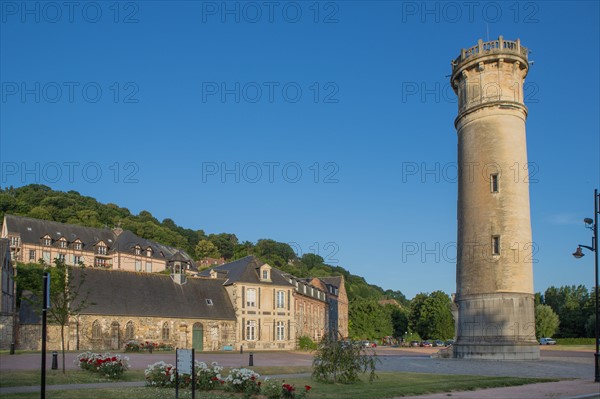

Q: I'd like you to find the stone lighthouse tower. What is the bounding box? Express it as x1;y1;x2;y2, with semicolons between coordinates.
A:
451;37;539;360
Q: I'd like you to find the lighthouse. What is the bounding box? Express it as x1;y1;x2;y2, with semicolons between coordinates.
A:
451;37;539;360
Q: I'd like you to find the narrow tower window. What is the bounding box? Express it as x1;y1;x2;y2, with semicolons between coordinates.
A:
492;235;500;255
490;174;499;193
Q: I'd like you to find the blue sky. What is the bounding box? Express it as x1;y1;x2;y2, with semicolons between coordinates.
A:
1;1;598;299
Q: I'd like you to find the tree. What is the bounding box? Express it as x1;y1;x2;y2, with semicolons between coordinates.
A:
45;259;90;373
544;285;591;337
195;239;221;259
535;304;560;338
409;291;454;340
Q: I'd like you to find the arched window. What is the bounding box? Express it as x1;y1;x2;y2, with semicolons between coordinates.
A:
125;321;135;340
162;322;170;340
92;320;102;339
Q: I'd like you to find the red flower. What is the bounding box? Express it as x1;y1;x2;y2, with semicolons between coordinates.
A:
211;377;219;381
305;385;312;391
258;381;262;386
251;376;256;381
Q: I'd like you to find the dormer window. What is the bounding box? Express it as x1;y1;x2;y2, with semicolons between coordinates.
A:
42;236;52;246
259;263;272;282
96;243;107;255
134;246;141;255
59;238;67;249
74;241;82;251
146;247;152;257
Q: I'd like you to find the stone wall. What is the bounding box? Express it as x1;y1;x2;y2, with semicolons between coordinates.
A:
0;315;14;349
17;316;236;351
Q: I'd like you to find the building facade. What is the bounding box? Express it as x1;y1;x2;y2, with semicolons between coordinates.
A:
1;215;195;273
2;215;349;351
0;238;15;349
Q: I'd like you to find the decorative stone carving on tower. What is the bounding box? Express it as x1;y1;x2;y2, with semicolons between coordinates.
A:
451;37;539;360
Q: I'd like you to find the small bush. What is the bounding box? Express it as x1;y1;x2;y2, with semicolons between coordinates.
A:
312;335;379;384
145;361;175;387
224;367;261;396
263;378;312;399
75;352;129;379
298;336;317;351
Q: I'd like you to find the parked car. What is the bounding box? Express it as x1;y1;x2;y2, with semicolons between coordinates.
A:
433;340;446;347
420;341;432;347
410;340;420;347
539;337;556;345
445;339;455;346
361;340;372;348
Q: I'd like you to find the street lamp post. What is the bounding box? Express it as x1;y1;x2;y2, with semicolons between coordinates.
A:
572;188;599;383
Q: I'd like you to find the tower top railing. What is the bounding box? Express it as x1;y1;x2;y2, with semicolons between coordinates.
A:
451;36;528;73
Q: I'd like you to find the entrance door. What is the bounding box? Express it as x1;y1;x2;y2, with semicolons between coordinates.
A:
110;322;120;350
192;323;203;351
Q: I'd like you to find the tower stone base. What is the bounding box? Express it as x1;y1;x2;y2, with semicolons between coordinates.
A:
453;292;540;360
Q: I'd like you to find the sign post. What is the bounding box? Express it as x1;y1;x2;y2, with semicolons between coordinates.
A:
176;348;195;399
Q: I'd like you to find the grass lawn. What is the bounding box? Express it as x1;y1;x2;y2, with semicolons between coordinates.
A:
1;372;557;399
0;369;146;387
0;367;312;388
540;345;595;352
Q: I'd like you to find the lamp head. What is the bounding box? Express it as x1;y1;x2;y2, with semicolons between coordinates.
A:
572;247;585;259
583;218;594;226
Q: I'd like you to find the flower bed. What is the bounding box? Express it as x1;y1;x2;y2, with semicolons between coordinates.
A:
125;340;174;352
75;352;130;379
223;368;261;395
145;360;224;390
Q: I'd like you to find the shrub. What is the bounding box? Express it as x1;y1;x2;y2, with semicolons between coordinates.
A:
75;352;129;379
298;336;317;351
224;367;261;395
263;378;312;399
145;360;225;390
124;340;141;352
144;361;176;387
194;361;224;391
312;336;379;384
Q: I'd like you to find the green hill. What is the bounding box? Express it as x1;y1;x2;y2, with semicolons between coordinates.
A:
0;184;408;308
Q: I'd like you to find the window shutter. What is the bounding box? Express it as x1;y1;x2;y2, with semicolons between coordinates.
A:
242;287;245;308
258;288;261;309
273;321;276;340
242;318;245;340
273;289;276;309
258;321;261;340
287;290;291;311
287;320;290;340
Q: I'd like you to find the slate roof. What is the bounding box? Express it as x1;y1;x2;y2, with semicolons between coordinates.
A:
198;256;294;287
3;215;195;269
69;268;236;320
317;276;344;297
0;238;10;268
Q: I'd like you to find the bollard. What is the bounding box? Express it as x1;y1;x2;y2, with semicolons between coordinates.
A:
249;352;254;367
10;342;14;355
149;346;153;354
240;344;243;354
51;351;58;370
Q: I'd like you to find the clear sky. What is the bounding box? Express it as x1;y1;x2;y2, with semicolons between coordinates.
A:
1;1;598;299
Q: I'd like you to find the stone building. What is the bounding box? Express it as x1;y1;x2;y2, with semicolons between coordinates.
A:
199;256;303;350
1;214;195;272
311;276;349;339
450;37;539;360
18;267;236;351
3;215;349;351
0;238;15;349
290;277;328;342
